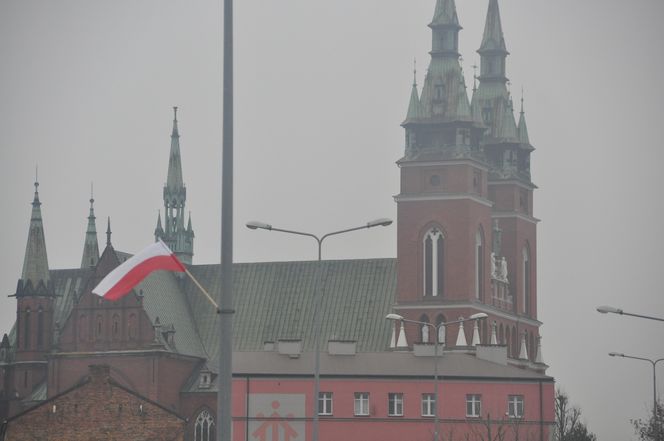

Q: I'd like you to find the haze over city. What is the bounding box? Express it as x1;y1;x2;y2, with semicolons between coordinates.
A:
1;1;664;440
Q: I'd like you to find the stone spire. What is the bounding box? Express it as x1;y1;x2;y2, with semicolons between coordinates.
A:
157;107;194;264
80;184;100;268
16;180;52;297
106;216;112;247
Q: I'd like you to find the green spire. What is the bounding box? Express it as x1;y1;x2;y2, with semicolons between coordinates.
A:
404;65;423;123
80;184;100;268
479;0;507;54
166;106;184;190
518;94;531;144
17;179;52;296
430;0;460;28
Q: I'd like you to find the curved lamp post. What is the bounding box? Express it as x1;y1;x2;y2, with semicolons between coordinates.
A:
386;312;488;441
597;305;664;323
247;218;392;441
609;352;664;438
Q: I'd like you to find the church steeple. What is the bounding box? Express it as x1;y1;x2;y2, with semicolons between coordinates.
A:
156;107;194;264
80;184;100;268
16;179;53;297
429;0;462;58
478;0;509;82
518;94;531;145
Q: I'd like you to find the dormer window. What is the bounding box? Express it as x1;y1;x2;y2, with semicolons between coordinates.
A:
199;372;212;389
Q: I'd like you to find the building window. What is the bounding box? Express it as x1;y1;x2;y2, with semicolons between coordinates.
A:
423;228;444;297
508;395;524;418
522;245;531;315
422;393;436;417
37;307;44;348
24;308;31;349
466;395;481;418
318;392;333;415
112;314;120;340
354;392;369;416
128;314;137;340
194;409;215;441
388;393;403;416
475;229;484;300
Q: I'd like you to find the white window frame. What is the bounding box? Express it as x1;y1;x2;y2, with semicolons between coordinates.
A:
466;394;481;418
318;392;333;416
508;395;524;418
421;393;435;417
194;409;215;441
388;393;404;417
354;392;370;416
423;229;444;297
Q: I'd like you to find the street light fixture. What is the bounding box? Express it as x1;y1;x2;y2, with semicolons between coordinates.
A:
596;305;664;322
385;312;488;441
247;217;392;441
608;352;664;439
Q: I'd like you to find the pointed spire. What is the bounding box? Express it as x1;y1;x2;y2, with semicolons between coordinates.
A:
519;333;529;360
155;210;164;239
187;212;193;233
471;321;481;346
455;319;467;346
20;179;50;288
404;71;423;123
430;0;460;28
396;321;408;348
389;321;397;349
518;90;531;144
80;183;100;268
479;0;507;53
166;106;184;190
106;216;112;246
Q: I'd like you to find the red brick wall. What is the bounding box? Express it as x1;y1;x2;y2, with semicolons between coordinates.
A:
4;365;185;441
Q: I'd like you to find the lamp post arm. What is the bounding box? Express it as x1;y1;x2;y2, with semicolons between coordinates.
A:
620;311;664;322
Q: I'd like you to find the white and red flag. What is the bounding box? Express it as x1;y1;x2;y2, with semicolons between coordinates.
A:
92;240;186;301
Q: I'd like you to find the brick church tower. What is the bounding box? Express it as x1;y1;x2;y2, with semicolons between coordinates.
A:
393;0;541;360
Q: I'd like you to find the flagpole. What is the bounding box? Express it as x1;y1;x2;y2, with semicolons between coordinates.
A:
218;0;234;439
183;269;220;312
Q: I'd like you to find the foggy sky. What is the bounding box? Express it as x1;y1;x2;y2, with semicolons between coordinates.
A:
2;1;664;439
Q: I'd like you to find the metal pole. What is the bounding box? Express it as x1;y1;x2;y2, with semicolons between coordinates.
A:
652;361;657;441
218;0;234;438
433;323;440;441
313;239;322;441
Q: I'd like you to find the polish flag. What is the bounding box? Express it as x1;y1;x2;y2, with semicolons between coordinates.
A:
92;240;186;301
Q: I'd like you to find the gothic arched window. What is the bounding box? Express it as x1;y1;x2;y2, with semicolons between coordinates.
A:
128;314;137;340
475;228;485;300
112;314;120;341
194;409;215;441
24;308;31;350
419;315;430;343
522;245;531;315
435;314;446;344
423;228;444;297
37;307;44;348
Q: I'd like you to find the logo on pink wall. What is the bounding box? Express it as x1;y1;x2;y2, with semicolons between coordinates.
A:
250;394;304;441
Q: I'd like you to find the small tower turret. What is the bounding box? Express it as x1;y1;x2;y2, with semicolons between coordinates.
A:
80;184;100;268
155;107;194;264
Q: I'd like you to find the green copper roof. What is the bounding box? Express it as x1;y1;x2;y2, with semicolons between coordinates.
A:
479;0;507;53
518;108;530;145
184;259;397;370
430;0;460;28
418;59;473;123
403;82;423;123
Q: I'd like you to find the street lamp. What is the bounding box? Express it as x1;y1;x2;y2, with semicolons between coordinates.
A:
386;312;488;441
247;217;392;441
597;305;664;322
609;352;664;439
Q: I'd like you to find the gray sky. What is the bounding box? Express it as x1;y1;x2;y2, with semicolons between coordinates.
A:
2;0;664;439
